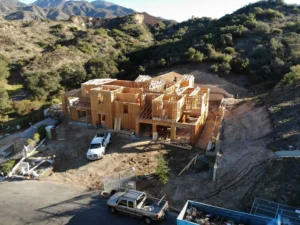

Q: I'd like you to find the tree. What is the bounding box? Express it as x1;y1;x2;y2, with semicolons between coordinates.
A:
0;59;9;80
220;33;233;46
224;47;236;55
185;48;204;63
138;66;145;73
25;71;61;100
155;155;169;184
230;57;249;73
59;64;87;88
218;62;231;75
0;89;11;114
12;100;42;116
211;64;219;73
85;56;119;79
158;58;166;67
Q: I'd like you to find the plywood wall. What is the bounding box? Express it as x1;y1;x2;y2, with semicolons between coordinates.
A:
70;107;79;121
110;80;138;88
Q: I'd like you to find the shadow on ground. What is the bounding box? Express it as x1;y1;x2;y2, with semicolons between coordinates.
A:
36;192;177;225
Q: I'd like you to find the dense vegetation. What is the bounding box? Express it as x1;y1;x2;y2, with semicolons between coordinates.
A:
0;0;300;137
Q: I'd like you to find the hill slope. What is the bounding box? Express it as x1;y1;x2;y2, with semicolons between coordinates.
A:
0;1;299;149
2;0;135;21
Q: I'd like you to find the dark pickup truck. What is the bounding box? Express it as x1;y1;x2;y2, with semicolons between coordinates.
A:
107;189;169;224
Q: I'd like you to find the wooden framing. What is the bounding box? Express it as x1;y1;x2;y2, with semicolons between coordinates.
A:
62;72;210;145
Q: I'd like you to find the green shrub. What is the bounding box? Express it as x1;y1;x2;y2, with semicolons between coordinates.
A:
220;33;233;46
280;65;300;85
77;41;93;54
0;58;9;80
138;65;145;73
185;48;204;63
224;47;236;55
13;100;42;116
37;124;48;139
0;160;17;175
271;28;283;35
230;57;249;73
218;62;231;75
253;21;270;34
220;25;247;37
33;133;40;143
210;51;232;63
0;89;11;114
49;24;66;37
158;58;166;67
254;8;284;20
110;29;126;37
211;64;219;73
155;155;169;185
94;28;107;36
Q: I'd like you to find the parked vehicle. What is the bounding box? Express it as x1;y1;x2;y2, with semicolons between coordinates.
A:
107;189;168;224
86;132;111;160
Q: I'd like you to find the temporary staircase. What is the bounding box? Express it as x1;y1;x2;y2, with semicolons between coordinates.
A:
139;102;152;119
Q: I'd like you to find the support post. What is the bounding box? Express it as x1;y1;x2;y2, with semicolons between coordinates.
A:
135;120;140;136
171;124;176;142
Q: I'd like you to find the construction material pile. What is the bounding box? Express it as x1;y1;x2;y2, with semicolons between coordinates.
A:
184;206;239;225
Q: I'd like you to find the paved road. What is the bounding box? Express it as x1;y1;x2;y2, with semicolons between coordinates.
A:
0;118;57;153
0;180;178;225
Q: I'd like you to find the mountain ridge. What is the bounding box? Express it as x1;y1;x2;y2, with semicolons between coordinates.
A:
0;0;136;21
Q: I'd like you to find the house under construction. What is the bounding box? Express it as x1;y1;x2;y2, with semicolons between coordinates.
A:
61;72;210;144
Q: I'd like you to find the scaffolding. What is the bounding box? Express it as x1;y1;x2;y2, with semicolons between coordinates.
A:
250;198;300;225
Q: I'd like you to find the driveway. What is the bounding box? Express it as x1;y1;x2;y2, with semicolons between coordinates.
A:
0;118;57;153
0;180;178;225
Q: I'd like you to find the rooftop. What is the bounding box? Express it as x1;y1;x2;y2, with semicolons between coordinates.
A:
123;190;144;200
83;79;116;85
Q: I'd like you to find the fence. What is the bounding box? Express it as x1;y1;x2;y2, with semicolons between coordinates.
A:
103;167;137;193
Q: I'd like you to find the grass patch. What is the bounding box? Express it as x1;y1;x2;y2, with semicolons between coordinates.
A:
0;159;18;175
3;83;24;96
1;109;45;133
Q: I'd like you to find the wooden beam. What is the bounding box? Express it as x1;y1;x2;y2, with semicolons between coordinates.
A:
178;154;199;176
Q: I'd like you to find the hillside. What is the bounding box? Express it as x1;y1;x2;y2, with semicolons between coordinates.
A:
0;0;299;149
0;0;135;21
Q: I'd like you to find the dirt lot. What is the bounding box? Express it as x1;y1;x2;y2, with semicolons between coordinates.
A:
39;99;278;211
40;122;165;189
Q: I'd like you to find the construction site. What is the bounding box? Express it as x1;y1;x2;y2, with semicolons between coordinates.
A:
7;66;295;220
61;72;218;146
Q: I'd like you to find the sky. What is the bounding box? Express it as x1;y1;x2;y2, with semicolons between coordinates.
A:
20;0;300;22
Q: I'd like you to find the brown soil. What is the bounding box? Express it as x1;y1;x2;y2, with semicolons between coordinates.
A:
40;98;277;211
40;123;167;189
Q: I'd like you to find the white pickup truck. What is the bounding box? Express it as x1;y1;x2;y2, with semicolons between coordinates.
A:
86;132;111;160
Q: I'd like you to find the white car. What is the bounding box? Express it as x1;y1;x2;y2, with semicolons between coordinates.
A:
87;133;111;160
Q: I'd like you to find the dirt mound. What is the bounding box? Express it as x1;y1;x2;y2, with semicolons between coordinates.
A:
151;64;250;98
222;103;272;144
